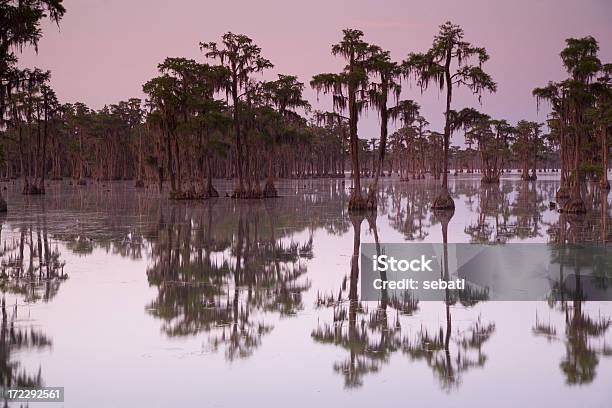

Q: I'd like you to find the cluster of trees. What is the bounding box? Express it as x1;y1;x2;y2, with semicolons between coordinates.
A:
0;1;609;214
4;98;144;187
0;0;66;209
534;36;612;213
309;22;498;210
0;18;495;211
141;43;312;200
388;112;553;184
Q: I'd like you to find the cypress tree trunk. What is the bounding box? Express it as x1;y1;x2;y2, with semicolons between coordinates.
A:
367;92;388;210
557;130;571;199
432;48;455;210
263;148;278;198
204;155;218;198
601;129;609;190
563;116;586;213
348;79;365;211
135;127;144;188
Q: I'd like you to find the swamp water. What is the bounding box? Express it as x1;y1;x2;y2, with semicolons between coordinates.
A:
0;175;611;407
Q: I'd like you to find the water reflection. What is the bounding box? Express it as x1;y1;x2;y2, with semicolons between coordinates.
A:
402;209;495;390
561;299;611;384
145;202;312;359
385;183;433;241
0;215;64;405
0;302;52;392
0;177;609;404
0;215;67;303
312;214;405;388
312;208;496;390
534;193;612;385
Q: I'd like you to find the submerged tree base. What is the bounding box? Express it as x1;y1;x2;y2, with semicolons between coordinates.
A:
263;182;278;198
561;198;587;214
365;187;378;211
431;191;455;210
481;175;500;184
556;186;571;200
231;186;266;199
0;197;6;213
522;174;537;181
204;185;219;199
23;184;45;195
77;178;87;186
169;190;195;200
432;207;455;226
170;187;219;200
348;193;369;212
135;179;145;188
601;180;610;191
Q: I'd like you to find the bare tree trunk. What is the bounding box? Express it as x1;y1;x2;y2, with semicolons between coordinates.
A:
232;74;245;197
563;114;586;213
39;99;48;194
348;86;364;210
205;155;219;198
432;48;454;210
135;127;144;188
263;148;278;198
601;129;609;190
531;137;537;180
367;94;388;210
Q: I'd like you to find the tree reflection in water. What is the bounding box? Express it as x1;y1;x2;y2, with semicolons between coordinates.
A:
0;215;67;303
403;209;495;390
536;186;612;385
465;184;511;243
385;183;433;241
0;215;65;404
311;205;494;390
145;201;313;360
312;214;405;388
0;301;52;395
462;181;548;243
0;178;608;394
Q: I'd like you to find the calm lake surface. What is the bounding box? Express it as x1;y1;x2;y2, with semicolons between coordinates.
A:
1;175;611;408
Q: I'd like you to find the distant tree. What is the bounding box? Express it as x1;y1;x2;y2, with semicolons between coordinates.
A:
513;120;543;181
460;109;511;183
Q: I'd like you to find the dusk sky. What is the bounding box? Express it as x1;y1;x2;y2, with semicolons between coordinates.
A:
18;0;612;141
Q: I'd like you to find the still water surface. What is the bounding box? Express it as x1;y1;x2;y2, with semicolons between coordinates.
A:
1;175;611;407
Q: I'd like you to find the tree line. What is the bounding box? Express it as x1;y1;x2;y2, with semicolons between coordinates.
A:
0;1;610;213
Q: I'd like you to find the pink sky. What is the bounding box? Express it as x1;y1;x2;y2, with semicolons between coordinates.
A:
18;0;612;141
